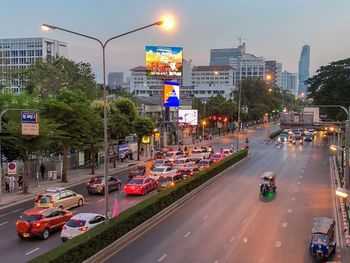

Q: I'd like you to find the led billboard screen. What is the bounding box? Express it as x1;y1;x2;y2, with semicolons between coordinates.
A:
178;110;198;126
145;46;183;77
163;81;180;107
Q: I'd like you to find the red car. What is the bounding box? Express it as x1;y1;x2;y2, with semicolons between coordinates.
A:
210;153;225;163
124;176;157;195
16;207;73;240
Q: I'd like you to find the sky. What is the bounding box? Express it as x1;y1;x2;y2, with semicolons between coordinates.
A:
1;0;349;82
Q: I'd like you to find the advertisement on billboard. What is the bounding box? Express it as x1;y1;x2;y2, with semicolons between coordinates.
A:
178;110;198;126
163;81;180;107
145;46;183;77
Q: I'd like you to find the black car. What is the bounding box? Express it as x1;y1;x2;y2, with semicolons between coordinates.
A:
178;166;199;178
304;133;313;141
86;175;121;194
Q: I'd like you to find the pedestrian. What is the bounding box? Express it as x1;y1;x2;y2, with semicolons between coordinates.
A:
9;175;16;193
199;135;202;142
5;173;9;192
18;174;23;192
40;163;46;179
150;148;154;158
141;146;144;157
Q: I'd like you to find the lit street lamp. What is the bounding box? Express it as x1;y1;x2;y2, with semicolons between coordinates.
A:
202;120;206;139
41;16;174;223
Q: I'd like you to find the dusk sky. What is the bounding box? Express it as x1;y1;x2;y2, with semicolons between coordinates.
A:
1;0;349;82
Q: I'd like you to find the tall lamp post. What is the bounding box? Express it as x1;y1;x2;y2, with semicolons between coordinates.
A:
41;17;174;223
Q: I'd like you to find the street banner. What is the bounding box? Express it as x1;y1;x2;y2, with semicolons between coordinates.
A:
21;111;39;135
163;81;180;107
8;162;16;175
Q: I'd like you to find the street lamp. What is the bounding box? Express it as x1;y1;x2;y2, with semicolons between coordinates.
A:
202;120;206;139
336;187;349;199
41;17;173;223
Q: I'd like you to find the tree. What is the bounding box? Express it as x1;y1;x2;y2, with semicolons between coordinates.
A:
23;57;101;100
133;116;155;161
306;58;350;120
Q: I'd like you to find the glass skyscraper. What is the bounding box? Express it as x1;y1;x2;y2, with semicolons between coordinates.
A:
298;44;310;95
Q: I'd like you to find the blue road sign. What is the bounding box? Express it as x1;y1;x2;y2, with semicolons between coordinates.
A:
21;111;38;124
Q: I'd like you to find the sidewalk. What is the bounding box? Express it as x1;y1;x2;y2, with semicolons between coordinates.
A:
0;157;149;209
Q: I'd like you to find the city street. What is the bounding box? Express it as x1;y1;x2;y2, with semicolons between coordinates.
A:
105;133;349;263
0;125;271;263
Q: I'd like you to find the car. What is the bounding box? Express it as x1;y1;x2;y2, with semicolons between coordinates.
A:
189;157;202;164
178;166;199;178
128;164;146;180
150;159;172;170
35;188;84;210
157;174;182;191
61;213;105;242
86;175;121;194
173;158;196;170
197;159;214;170
278;131;289;143
210;153;225;163
124;176;157;195
293;131;302;140
221;148;235;157
304;132;314;141
16;207;73;240
190;148;209;159
164;151;184;162
149;166;177;180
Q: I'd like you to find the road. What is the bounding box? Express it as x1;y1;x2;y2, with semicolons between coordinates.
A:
0;125;271;263
106;132;349;263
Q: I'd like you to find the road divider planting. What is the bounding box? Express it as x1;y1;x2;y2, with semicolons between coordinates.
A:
29;149;248;263
269;129;282;140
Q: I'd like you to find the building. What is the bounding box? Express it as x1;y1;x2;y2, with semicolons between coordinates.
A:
298;44;310;96
281;71;298;95
107;72;124;89
210;43;245;66
0;37;67;93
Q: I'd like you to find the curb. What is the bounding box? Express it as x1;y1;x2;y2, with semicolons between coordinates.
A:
84;152;256;263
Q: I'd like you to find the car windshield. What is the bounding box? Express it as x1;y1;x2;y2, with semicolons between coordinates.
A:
158;177;172;183
20;214;42;222
38;196;52;203
155;160;164;164
192;150;201;154
166;153;174;157
199;160;209;165
312;234;328;243
129;179;144;184
66;219;87;228
91;177;103;183
175;160;184;164
212;154;220;158
153;168;165;173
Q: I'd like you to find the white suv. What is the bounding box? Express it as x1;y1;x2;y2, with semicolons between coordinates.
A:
149;166;177;180
190;149;209;159
165;151;184;162
173;158;196;170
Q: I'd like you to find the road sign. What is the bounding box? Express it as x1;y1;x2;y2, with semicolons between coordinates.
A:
21;111;39;135
8;162;16;175
242;105;249;114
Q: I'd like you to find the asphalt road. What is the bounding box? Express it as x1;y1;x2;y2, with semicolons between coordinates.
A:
0;125;271;263
106;132;349;263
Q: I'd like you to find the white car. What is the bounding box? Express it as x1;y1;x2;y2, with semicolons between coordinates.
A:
190;149;209;159
173;158;196;170
165;151;184;162
61;213;105;242
221;148;235;157
149;166;177;180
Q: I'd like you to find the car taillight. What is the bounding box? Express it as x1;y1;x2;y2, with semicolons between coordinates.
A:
124;185;127;190
170;182;175;186
190;172;194;176
86;182;90;186
78;226;88;232
35;222;41;227
50;196;54;203
100;182;105;187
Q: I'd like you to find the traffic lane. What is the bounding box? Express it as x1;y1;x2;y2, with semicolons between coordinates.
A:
106;138;295;262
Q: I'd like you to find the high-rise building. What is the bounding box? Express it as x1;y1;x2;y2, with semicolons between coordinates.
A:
210;43;245;66
281;71;298;95
265;61;283;88
107;72;124;89
0;37;67;93
298;44;310;95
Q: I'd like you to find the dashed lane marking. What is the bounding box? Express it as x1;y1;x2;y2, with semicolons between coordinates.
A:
275;241;282;248
291;197;296;202
0;221;8;226
301;170;304;173
243;237;248;243
25;248;40;256
243;218;248;224
128;200;136;204
288;209;293;213
294;189;299;193
299;175;303;178
282;223;288;228
297;182;301;185
97;199;104;203
202;215;208;220
184;232;191;238
229;236;235;243
158;254;167;262
0;208;23;218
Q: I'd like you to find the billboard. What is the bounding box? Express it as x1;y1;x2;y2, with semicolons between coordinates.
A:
178;110;198;126
163;81;180;107
145;46;183;77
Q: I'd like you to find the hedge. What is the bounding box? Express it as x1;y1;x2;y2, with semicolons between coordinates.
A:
29;149;248;263
269;129;282;140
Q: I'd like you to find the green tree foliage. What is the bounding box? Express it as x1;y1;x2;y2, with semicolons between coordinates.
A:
133;116;155;161
306;58;350;120
23;57;101;99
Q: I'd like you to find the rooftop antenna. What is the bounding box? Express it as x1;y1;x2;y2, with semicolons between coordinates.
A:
237;37;247;46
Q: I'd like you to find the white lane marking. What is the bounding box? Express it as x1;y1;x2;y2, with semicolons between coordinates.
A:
97;199;104;203
229;236;235;243
294;189;299;192
288;209;293;213
184;232;191;238
214;261;219;263
297;182;301;185
128;200;136;204
202;215;208;220
282;222;288;228
0;208;23;218
301;170;304;173
25;248;40;256
243;218;248;224
338;254;342;258
275;241;282;247
158;254;167;262
243;237;248;243
0;221;8;226
291;197;296;202
299;175;303;178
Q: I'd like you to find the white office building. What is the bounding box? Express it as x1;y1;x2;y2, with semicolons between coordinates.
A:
281;71;298;95
0;37;67;93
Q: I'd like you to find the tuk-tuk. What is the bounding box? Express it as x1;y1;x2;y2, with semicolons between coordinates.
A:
259;171;277;196
128;164;146;181
310;217;336;261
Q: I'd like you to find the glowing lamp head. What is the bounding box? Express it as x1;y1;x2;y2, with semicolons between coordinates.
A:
336;187;349;199
41;24;54;31
266;74;272;81
160;16;174;30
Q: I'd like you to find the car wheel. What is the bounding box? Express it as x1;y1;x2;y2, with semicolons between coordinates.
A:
17;233;24;239
78;198;83;207
142;189;146;195
41;228;50;240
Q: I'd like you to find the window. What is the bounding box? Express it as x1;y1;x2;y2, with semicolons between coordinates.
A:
89;216;105;224
59;192;68;200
